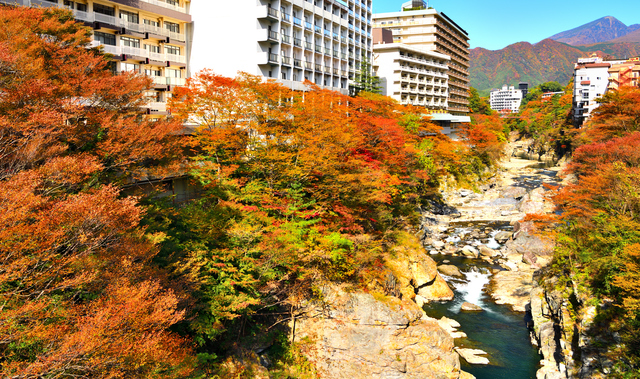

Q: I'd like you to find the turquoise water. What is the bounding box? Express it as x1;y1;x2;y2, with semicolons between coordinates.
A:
424;255;541;379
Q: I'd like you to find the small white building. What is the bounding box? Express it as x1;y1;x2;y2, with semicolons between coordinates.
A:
572;57;614;124
489;85;523;113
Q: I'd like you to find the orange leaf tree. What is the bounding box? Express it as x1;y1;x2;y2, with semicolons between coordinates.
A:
0;6;193;377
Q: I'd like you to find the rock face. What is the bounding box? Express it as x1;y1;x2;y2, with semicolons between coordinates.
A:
294;286;468;379
488;270;534;312
385;243;454;302
529;275;617;379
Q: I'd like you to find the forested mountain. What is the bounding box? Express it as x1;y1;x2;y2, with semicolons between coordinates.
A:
470;39;640;95
549;16;640;45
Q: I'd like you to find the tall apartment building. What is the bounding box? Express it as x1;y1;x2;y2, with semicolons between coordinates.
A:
205;0;373;95
1;0;193;120
489;85;523;113
372;0;470;115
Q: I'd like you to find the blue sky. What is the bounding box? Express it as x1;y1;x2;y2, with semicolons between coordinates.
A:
372;0;638;50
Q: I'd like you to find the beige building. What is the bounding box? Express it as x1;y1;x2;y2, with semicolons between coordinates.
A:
372;0;470;115
1;0;193;120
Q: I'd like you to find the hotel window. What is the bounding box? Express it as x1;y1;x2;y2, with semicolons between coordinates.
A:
120;36;140;48
93;3;115;17
164;21;180;33
145;44;161;53
145;68;162;77
120;10;139;24
63;1;87;11
94;31;116;46
166;0;178;5
120;62;139;72
166;68;182;78
144;19;159;28
165;45;180;55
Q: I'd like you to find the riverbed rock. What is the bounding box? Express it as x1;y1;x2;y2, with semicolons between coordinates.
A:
417;274;454;301
436;316;467;339
459;245;478;258
504;231;554;268
501;186;528;199
455;348;490;365
438;264;464;277
461;302;483;311
410;260;438;288
487;270;535;312
494;231;512;243
478;245;498;258
294;285;465;379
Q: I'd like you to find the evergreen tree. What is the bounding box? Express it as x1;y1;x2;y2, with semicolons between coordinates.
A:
351;53;381;96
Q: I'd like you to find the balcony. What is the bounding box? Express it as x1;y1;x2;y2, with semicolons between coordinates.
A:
304;41;312;50
282;56;292;66
281;13;291;23
293;17;302;27
95;43;186;64
268;30;279;42
268;53;279;64
294;59;302;68
281;35;291;44
294;38;302;47
305;21;313;31
304;62;313;70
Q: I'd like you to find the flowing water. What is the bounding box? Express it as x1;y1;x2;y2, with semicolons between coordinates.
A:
425;229;542;378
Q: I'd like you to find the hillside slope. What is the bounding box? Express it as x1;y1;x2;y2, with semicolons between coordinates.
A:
470;39;640;95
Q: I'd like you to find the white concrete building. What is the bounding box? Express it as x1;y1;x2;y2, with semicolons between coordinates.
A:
203;0;372;95
489;85;523;113
572;57;614;124
372;0;470;115
1;0;193;120
373;43;449;110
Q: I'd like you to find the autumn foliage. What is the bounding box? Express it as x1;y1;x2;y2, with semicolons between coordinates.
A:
0;6;193;377
547;86;640;372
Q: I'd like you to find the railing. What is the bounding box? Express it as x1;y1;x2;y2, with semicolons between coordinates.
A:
282;35;291;44
294;59;301;68
305;21;313;31
282;13;291;22
97;43;186;63
315;64;322;71
293;17;302;26
282;56;291;65
267;8;279;18
294;38;302;47
304;42;312;50
269;53;278;63
269;31;278;40
304;62;312;69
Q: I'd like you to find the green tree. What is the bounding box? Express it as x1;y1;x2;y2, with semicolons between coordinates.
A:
469;87;493;115
351;53;381;96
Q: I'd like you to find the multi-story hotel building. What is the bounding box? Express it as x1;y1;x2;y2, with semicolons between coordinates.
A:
1;0;193;120
373;41;450;110
372;0;470;115
205;0;373;95
489;85;523;114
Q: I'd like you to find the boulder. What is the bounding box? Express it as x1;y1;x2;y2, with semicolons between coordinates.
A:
501;186;527;199
461;302;483;311
494;231;512;243
487;270;535;312
410;260;438;288
417;274;454;301
478;245;497;258
294;286;464;379
459;245;479;258
432;240;446;249
438;264;464;277
455;348;490;365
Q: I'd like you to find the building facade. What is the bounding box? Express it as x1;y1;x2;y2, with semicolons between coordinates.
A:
204;0;373;95
572;57;616;124
1;0;193;120
373;42;450;110
489;85;523;113
372;0;470;115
